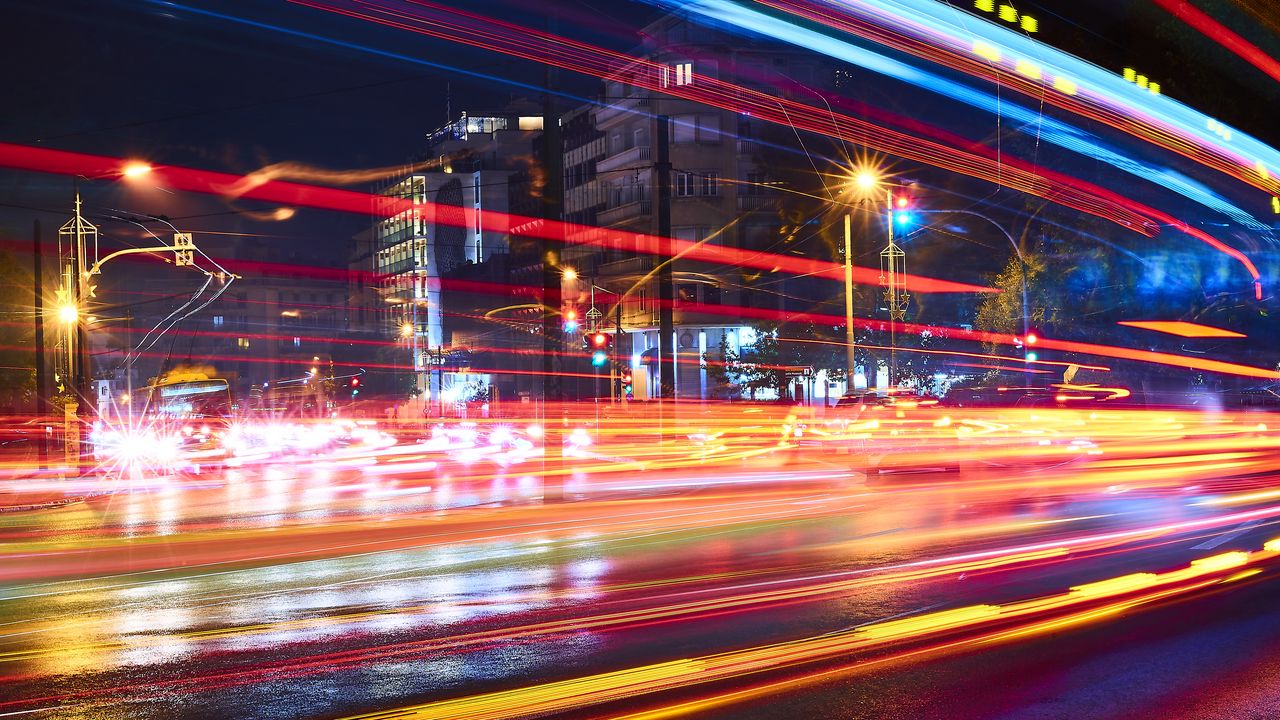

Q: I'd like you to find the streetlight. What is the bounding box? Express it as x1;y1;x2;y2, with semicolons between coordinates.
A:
841;164;884;390
853;169;878;194
914;209;1030;358
58;304;78;324
120;162;153;180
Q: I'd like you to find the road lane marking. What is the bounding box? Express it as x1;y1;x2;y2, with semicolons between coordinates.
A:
1190;520;1260;550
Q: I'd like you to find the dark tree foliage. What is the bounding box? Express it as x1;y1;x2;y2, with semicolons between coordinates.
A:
0;252;34;411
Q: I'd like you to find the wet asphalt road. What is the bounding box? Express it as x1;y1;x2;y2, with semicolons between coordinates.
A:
3;461;1280;720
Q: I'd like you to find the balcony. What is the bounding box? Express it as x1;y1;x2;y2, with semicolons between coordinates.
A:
736;195;776;212
597;199;652;226
596;145;651;174
736;139;760;155
593;96;651;126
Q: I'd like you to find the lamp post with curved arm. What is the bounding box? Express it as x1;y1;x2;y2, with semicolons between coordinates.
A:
915;209;1030;353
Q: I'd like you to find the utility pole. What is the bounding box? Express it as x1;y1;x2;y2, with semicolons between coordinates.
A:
57;192;98;469
843;213;856;391
540;26;565;502
32;220;47;467
540;73;564;404
655;115;675;400
880;189;909;387
615;297;623;404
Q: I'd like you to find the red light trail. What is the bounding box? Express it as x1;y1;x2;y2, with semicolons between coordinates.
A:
1151;0;1280;87
0;142;987;296
281;0;1263;294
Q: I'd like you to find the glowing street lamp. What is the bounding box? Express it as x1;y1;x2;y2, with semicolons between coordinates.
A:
400;322;414;339
842;165;884;386
853;169;879;194
58;303;79;324
121;161;153;180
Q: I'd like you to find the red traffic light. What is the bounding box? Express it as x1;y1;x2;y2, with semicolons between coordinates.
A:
591;332;608;348
894;194;911;209
1024;332;1038;345
620;371;632;384
350;377;360;387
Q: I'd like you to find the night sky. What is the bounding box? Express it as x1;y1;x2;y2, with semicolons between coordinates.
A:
2;0;1277;267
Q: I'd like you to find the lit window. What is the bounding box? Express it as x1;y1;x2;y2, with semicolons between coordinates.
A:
293;337;301;347
661;62;694;87
237;338;250;349
212;315;224;327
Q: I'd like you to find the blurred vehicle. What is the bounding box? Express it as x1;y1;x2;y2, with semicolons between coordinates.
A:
946;383;1130;408
139;370;234;452
826;389;957;478
1220;383;1280;409
251;382;334;420
834;387;941;410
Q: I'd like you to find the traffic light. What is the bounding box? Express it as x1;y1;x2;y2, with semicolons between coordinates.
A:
620;368;633;400
350;377;360;387
1022;331;1039;362
890;184;918;227
564;309;578;333
584;331;612;367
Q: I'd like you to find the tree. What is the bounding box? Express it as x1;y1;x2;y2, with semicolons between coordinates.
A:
974;250;1052;351
0;252;34;412
715;322;849;400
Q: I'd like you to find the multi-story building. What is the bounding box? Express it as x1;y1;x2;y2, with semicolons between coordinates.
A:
559;15;837;400
371;105;544;404
91;237;350;404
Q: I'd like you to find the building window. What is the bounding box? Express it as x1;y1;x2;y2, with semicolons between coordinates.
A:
671;114;721;144
746;173;770;195
704;285;722;304
212;315;224;327
293;337;301;348
673;173;717;197
674;172;693;197
677;283;698;306
237;337;250;349
699;172;720;197
661;62;694;87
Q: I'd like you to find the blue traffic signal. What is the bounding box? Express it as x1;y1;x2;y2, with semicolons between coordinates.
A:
592;350;608;366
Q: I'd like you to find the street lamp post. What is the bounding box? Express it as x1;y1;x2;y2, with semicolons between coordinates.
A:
916;209;1030;350
588;282;623;403
843;213;856;389
842;168;882;392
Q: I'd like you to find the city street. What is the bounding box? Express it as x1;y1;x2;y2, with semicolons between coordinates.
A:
5;0;1280;716
4;407;1280;718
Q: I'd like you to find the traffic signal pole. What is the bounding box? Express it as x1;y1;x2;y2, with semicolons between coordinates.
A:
655;116;675;401
32;219;47;468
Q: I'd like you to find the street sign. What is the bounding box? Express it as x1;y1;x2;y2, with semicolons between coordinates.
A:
63;401;79;469
173;232;194;267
